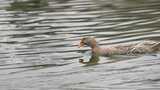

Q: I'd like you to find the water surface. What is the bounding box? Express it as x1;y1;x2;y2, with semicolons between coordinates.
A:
0;0;160;90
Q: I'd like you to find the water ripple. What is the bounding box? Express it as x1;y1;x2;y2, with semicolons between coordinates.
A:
0;0;160;90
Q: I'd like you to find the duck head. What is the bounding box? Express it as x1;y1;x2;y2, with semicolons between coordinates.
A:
79;37;98;48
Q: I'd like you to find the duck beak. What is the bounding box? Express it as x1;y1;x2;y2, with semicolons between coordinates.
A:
79;40;84;48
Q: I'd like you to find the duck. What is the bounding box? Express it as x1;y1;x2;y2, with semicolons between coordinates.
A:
79;37;160;56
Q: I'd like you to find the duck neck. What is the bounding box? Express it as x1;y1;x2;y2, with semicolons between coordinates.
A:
91;43;100;54
91;43;99;49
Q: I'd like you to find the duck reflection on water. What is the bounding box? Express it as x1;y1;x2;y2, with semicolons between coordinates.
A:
79;53;100;65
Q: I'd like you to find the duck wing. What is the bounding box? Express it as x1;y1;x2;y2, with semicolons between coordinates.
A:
152;42;160;51
101;43;137;55
130;41;160;54
99;41;160;56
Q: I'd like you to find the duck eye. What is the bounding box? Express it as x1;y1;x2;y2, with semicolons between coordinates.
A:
81;38;85;42
82;38;86;40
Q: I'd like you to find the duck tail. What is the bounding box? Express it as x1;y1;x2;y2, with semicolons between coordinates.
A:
152;42;160;51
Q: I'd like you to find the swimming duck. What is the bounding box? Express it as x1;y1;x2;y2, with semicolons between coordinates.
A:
79;37;160;56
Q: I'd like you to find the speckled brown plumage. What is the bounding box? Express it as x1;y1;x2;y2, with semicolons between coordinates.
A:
79;37;160;56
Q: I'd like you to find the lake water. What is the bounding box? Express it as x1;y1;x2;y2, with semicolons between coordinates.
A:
0;0;160;90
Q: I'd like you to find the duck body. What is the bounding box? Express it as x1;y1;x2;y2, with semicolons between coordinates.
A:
79;37;160;56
